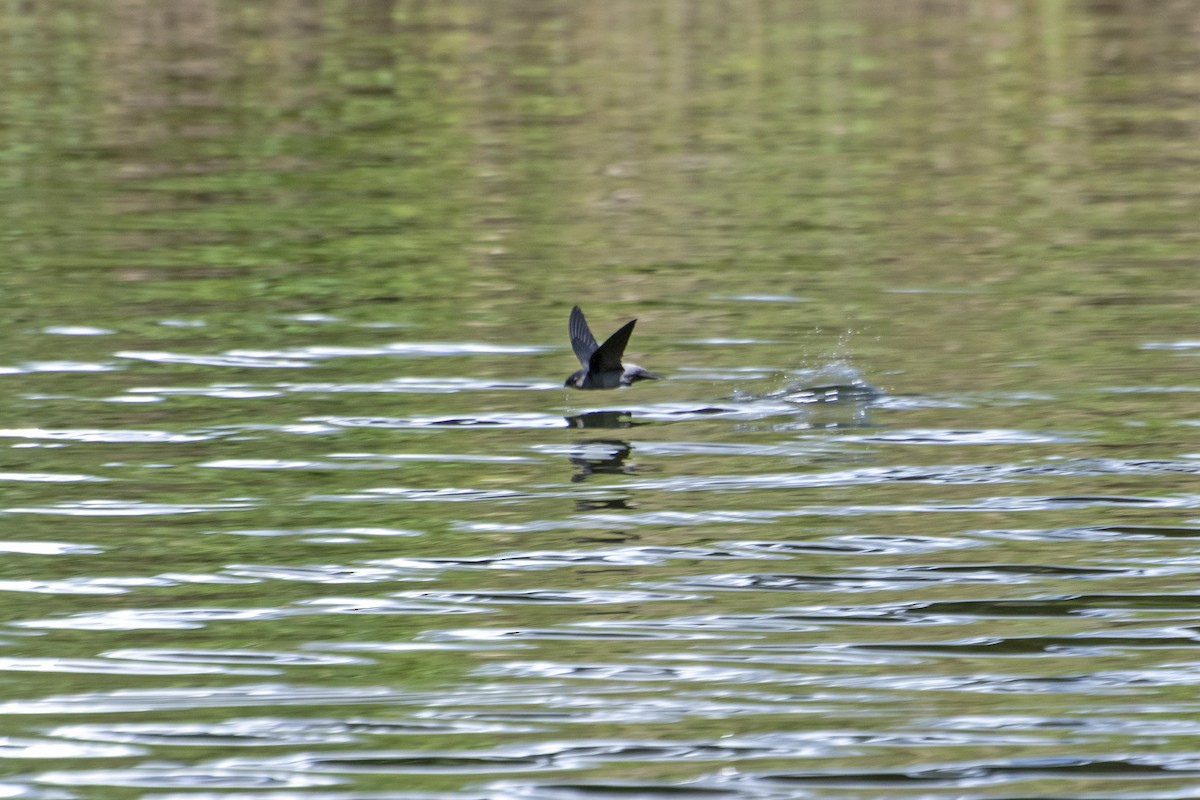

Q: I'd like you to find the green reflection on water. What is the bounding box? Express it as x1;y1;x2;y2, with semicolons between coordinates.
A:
0;3;1197;795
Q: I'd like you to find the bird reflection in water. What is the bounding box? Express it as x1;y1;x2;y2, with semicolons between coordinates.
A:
563;412;639;509
566;438;633;486
565;410;635;429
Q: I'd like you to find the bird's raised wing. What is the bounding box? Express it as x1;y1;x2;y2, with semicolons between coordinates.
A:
569;305;599;366
590;318;637;372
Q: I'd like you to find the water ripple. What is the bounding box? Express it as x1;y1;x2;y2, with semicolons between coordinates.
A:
546;440;839;458
310;487;524;503
141;793;484;800
212;736;828;776
657;562;1162;594
5;499;256;517
0;737;141;758
221;566;409;584
266;342;548;358
394;589;699;605
852;428;1081;445
424;627;736;643
624;458;1200;494
102;649;372;668
453;512;793;534
651;572;954;593
213;749;557;775
446;495;1200;538
48;716;524;749
716;753;1200;789
200;459;400;471
1086;524;1200;539
42;325;115;336
312;414;568;430
0;657;270;677
0;428;211;443
905;594;1200;618
0;360;116;374
281;377;557;393
410;696;789;726
575;609;949;633
474;661;786;684
36;767;343;789
722;535;977;556
375;545;783;572
213;526;421;540
934;713;1200;737
328;452;537;464
0;472;107;483
0;684;402;715
0;579;141;596
116;351;313;369
0;541;102;555
17;607;293;631
1141;339;1200;351
490;781;766;799
129;385;286;400
132;378;557;400
292;598;484;616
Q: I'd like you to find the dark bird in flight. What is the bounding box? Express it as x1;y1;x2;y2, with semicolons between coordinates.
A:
564;305;660;390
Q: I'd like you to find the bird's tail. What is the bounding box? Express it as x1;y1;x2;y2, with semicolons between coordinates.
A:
624;367;661;384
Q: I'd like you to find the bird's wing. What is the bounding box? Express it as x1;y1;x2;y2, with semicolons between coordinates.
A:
569;305;599;366
590;318;636;372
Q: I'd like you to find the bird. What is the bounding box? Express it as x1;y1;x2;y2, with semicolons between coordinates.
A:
564;305;660;389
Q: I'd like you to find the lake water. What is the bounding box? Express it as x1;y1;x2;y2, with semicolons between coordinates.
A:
1;2;1198;798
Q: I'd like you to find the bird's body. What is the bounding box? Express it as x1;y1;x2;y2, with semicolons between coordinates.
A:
564;305;659;390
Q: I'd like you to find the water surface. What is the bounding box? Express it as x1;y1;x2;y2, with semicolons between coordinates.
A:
1;2;1198;798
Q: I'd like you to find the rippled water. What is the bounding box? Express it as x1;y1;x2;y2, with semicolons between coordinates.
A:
2;2;1199;799
3;329;1197;800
